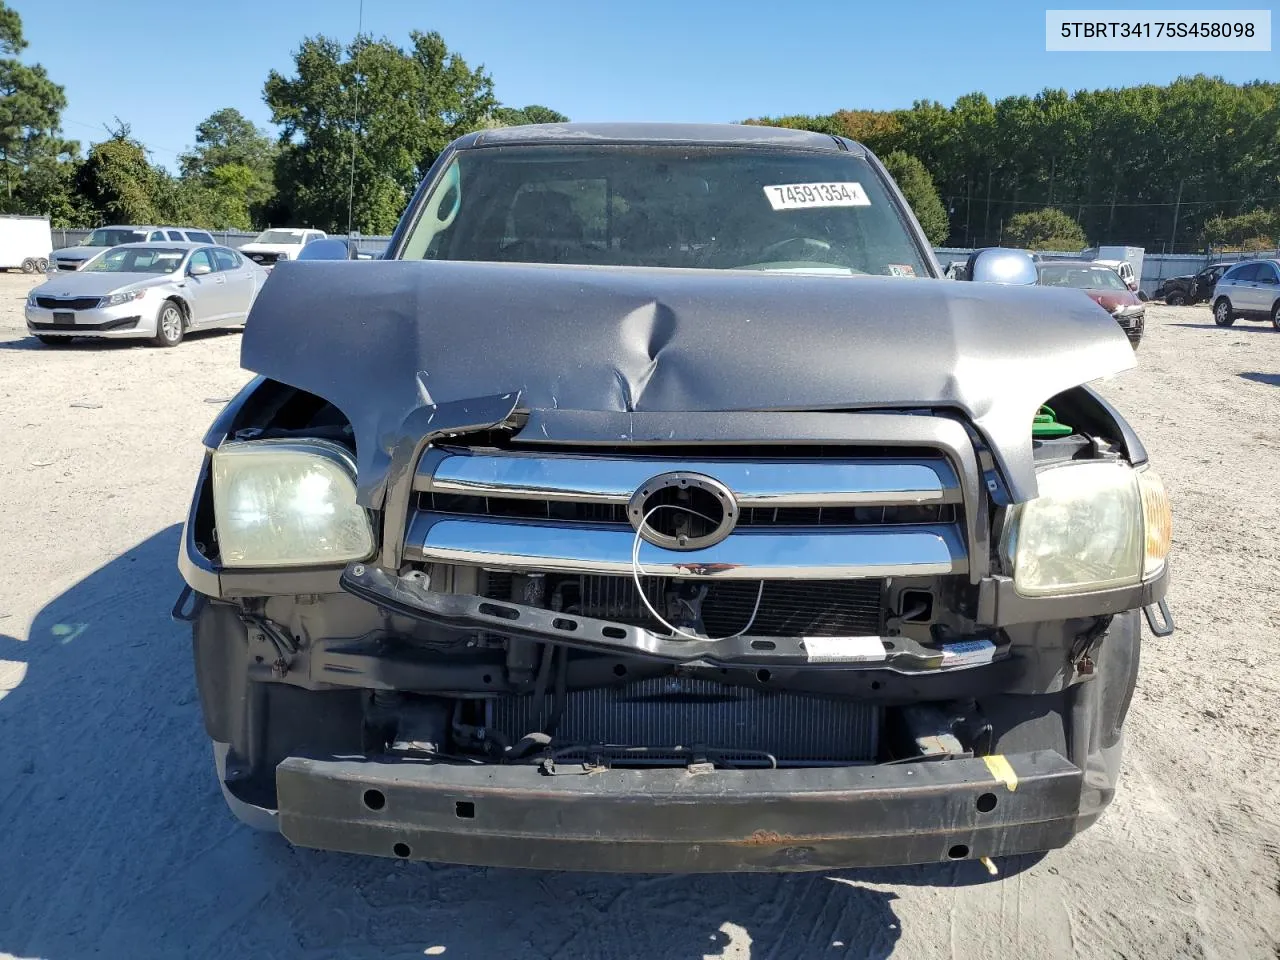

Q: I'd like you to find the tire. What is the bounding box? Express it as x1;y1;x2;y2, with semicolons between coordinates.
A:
1137;290;1149;302
151;300;185;347
20;257;36;274
36;258;48;272
1272;301;1280;331
1213;298;1236;327
1164;291;1187;306
35;334;71;346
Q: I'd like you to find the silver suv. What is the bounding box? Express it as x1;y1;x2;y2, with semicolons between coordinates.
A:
1212;259;1280;329
49;225;217;272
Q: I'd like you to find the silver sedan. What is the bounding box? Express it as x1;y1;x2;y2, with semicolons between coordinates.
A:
24;242;268;347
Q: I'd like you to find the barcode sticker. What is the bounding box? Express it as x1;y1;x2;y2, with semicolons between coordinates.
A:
802;635;887;663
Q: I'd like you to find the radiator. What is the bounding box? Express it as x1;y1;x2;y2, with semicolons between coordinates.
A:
490;676;879;764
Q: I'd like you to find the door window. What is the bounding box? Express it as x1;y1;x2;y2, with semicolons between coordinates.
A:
212;247;241;271
1225;263;1259;283
188;249;214;273
1255;262;1280;285
149;231;166;242
167;230;185;241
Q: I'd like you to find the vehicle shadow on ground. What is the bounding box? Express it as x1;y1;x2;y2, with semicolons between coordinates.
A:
0;329;242;352
0;527;1035;960
1239;372;1280;387
1167;322;1275;333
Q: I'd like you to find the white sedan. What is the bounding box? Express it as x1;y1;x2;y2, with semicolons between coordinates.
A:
25;242;268;347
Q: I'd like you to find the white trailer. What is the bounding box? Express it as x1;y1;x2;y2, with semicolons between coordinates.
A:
0;215;52;272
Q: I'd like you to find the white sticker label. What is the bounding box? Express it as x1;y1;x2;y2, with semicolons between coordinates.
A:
802;635;887;663
763;182;871;211
939;638;997;668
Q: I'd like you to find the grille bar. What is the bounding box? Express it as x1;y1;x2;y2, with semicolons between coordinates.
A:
405;512;967;579
418;449;960;506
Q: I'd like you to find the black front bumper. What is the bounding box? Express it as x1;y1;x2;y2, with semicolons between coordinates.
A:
276;749;1087;873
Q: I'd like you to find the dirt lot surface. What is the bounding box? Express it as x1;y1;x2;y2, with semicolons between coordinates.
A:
1;271;1278;960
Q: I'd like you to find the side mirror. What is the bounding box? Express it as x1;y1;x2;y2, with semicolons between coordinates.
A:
189;262;212;277
964;247;1039;285
297;237;356;261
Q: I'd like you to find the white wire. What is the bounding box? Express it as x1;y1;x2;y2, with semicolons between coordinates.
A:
630;503;765;642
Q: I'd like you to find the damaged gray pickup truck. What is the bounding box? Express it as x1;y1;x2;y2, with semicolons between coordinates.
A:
176;123;1174;872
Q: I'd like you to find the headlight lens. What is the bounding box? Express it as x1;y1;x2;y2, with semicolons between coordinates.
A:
1006;461;1144;596
26;290;37;306
211;439;374;568
104;290;146;307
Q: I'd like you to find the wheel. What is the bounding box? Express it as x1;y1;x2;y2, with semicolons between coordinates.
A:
36;258;48;272
20;258;36;274
1272;301;1280;331
1164;291;1187;306
1213;298;1236;327
151;300;185;347
1137;290;1149;302
35;334;71;346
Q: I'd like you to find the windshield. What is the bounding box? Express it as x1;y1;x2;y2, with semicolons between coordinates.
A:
83;228;148;247
84;246;186;274
255;230;305;244
401;145;931;276
1038;264;1129;292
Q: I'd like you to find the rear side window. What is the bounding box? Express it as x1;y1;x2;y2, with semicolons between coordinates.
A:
1225;263;1259;282
167;230;185;241
187;231;215;244
212;248;241;271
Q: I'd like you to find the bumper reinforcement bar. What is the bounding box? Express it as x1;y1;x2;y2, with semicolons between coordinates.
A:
276;748;1085;872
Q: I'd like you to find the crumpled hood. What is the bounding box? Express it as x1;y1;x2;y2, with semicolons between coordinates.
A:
241;260;1136;503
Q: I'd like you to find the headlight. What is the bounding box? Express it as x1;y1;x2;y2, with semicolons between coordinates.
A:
104;290;146;307
26;291;37;306
211;439;375;568
275;251;290;260
1005;461;1155;596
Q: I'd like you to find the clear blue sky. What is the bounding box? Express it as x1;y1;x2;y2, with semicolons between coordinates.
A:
14;0;1278;171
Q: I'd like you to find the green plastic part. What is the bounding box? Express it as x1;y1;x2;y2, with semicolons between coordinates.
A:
1032;404;1074;438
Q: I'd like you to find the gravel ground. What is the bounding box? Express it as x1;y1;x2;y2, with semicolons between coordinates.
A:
1;271;1278;960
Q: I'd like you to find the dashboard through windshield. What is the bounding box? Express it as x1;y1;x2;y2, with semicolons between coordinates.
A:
402;145;932;277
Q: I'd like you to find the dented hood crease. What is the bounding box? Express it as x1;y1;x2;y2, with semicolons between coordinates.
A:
240;260;1136;504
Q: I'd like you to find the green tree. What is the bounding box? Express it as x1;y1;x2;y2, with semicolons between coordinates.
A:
265;31;496;234
490;104;568;127
179;108;275;227
0;1;72;206
1202;207;1280;251
1004;207;1087;251
74;134;167;224
881;151;949;244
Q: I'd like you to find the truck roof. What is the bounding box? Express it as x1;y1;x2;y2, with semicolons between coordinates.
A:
465;122;859;154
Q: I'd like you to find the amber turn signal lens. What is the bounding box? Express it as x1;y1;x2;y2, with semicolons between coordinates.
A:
1138;469;1172;578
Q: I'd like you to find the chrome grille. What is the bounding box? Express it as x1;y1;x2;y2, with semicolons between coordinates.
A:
490;677;880;764
406;446;971;580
